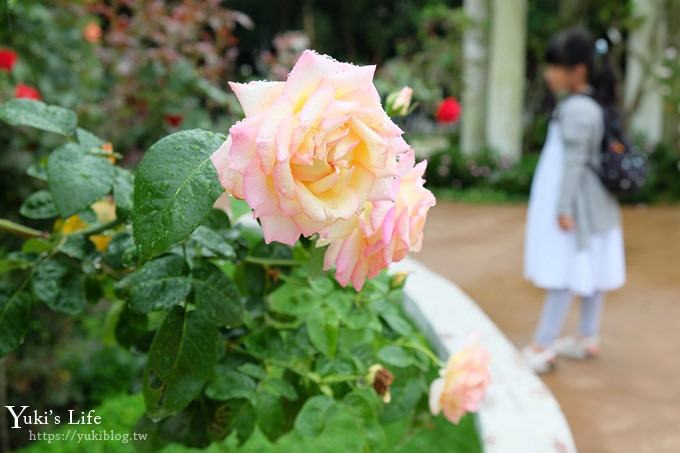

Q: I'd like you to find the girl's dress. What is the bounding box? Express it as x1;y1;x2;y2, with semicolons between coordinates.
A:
523;121;626;296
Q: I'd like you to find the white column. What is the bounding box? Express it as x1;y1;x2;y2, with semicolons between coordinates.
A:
485;0;527;163
624;0;667;144
461;0;489;156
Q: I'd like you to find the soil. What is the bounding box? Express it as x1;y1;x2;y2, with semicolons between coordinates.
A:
416;201;680;453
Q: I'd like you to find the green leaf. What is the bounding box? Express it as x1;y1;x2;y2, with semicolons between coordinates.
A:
231;401;257;445
268;284;313;317
294;395;335;438
377;345;414;368
22;238;53;254
103;232;135;269
0;99;77;136
308;276;334;295
132;129;225;258
201;209;231;230
380;309;414;337
263;378;298;401
0;253;36;275
240;426;274;451
61;234;95;260
47;143;114;217
144;306;218;421
31;258;86;314
191;261;243;327
26;160;48;181
238;363;267;380
113;167;134;220
115;306;154;352
0;286;33;356
76;127;105;149
254;391;285;441
20;190;58;219
343;389;385;449
380;374;425;424
191;226;236;259
118;254;191;313
205;369;256;401
307;307;338;358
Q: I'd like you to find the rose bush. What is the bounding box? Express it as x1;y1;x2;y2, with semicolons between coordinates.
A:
0;77;481;451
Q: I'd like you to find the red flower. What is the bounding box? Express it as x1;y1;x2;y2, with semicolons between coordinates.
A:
83;22;103;44
0;48;18;72
164;114;183;128
15;84;41;100
436;97;461;124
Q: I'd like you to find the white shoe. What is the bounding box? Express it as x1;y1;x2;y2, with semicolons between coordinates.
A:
521;345;557;374
554;335;600;360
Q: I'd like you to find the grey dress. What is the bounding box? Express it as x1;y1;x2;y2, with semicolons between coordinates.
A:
555;92;621;248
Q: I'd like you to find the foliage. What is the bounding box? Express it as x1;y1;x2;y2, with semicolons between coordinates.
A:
0;0;246;150
377;4;465;114
20;393;482;453
424;138;680;205
0;99;479;451
424;143;539;202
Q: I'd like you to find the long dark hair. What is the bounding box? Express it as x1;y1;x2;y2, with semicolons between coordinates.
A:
545;27;617;107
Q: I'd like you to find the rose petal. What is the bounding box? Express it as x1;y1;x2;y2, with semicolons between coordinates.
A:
229;81;285;117
260;216;301;245
429;378;445;416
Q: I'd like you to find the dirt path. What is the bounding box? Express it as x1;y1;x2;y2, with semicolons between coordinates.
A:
416;202;680;453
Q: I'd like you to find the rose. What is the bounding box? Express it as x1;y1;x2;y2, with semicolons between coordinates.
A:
0;48;18;72
83;22;103;44
15;84;41;100
316;148;435;290
436;97;461;124
164;113;184;128
211;50;409;246
212;50;436;290
429;343;491;424
385;86;413;117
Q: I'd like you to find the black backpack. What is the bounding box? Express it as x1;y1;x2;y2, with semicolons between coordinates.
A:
591;102;648;197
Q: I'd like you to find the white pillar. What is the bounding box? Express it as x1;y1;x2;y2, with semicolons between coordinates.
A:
624;0;667;144
461;0;489;156
485;0;527;163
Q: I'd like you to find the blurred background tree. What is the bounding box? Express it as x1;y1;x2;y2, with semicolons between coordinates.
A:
1;0;678;209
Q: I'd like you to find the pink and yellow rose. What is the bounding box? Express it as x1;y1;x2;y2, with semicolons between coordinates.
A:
211;50;435;290
428;343;491;424
316;148;435;290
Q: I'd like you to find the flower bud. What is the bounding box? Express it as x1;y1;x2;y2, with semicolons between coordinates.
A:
367;364;394;403
389;272;408;290
386;86;413;117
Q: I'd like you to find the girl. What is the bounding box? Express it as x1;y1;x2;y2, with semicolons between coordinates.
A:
522;28;626;373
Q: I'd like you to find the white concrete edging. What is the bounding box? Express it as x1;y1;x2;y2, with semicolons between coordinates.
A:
391;257;576;453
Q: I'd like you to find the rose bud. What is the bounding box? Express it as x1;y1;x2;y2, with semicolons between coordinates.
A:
386;86;413;117
366;364;394;403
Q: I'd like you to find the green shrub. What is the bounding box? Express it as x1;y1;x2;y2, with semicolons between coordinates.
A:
0;99;480;451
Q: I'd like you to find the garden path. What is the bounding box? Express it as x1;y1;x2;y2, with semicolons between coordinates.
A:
416;201;680;453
